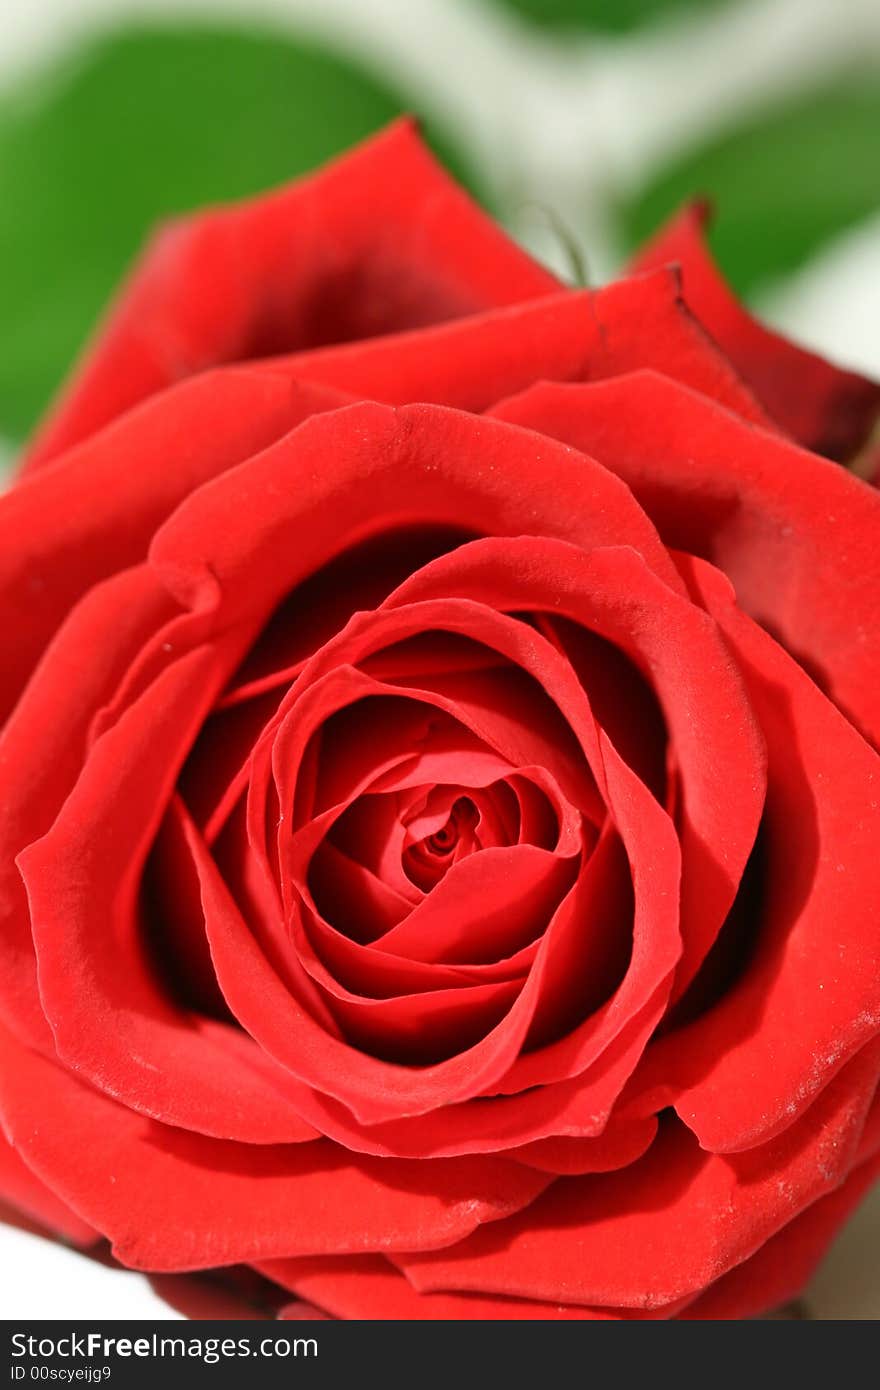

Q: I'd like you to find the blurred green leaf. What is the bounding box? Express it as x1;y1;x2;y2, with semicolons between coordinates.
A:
620;76;880;295
0;23;477;440
494;0;725;36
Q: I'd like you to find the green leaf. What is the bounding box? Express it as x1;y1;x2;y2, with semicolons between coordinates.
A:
0;23;477;440
620;76;880;296
493;0;724;36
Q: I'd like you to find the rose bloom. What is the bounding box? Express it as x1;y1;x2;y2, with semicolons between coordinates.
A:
1;121;879;1322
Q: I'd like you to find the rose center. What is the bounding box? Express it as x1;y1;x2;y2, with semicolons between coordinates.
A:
403;794;483;890
425;798;477;857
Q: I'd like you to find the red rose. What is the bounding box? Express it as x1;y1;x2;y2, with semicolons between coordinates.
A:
2;120;880;1321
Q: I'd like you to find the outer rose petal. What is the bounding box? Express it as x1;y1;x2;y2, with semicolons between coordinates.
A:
262;1256;621;1321
0;1023;550;1272
683;1146;880;1319
0;565;174;1047
147;400;685;624
262;1103;880;1321
0;370;347;724
0;1130;97;1248
149;1273;280;1321
626;556;880;1153
22;120;557;473
396;1041;880;1310
277;1303;333;1320
17;634;323;1144
631;202;880;461
269;270;773;427
491;371;880;748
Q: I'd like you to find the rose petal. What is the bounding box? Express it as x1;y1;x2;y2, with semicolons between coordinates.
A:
386;537;765;997
492;371;880;747
397;1041;880;1309
146;796;235;1018
148;1271;280;1320
147;401;685;628
295;946;522;1067
0;564;176;1049
0;1129;97;1248
366;845;576;967
507;1116;658;1175
0;1024;550;1271
627;555;880;1152
682;1145;880;1319
631;202;880;461
219;529;480;710
269;269;771;427
495;733;679;1097
261;1255;617;1321
245;1048;662;1162
0;370;342;722
18;641;320;1144
24;119;557;471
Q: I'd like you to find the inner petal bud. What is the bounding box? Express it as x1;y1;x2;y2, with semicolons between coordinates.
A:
403;792;482;890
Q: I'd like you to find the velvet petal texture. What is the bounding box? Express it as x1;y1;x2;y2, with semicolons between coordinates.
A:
0;564;175;1048
0;1023;550;1272
17;639;321;1144
491;371;880;749
684;1141;880;1319
269;268;772;429
23;119;558;472
0;370;349;724
260;1110;880;1322
624;556;880;1152
0;1130;97;1249
145;399;685;625
631;201;880;462
265;1256;625;1321
395;1041;880;1310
